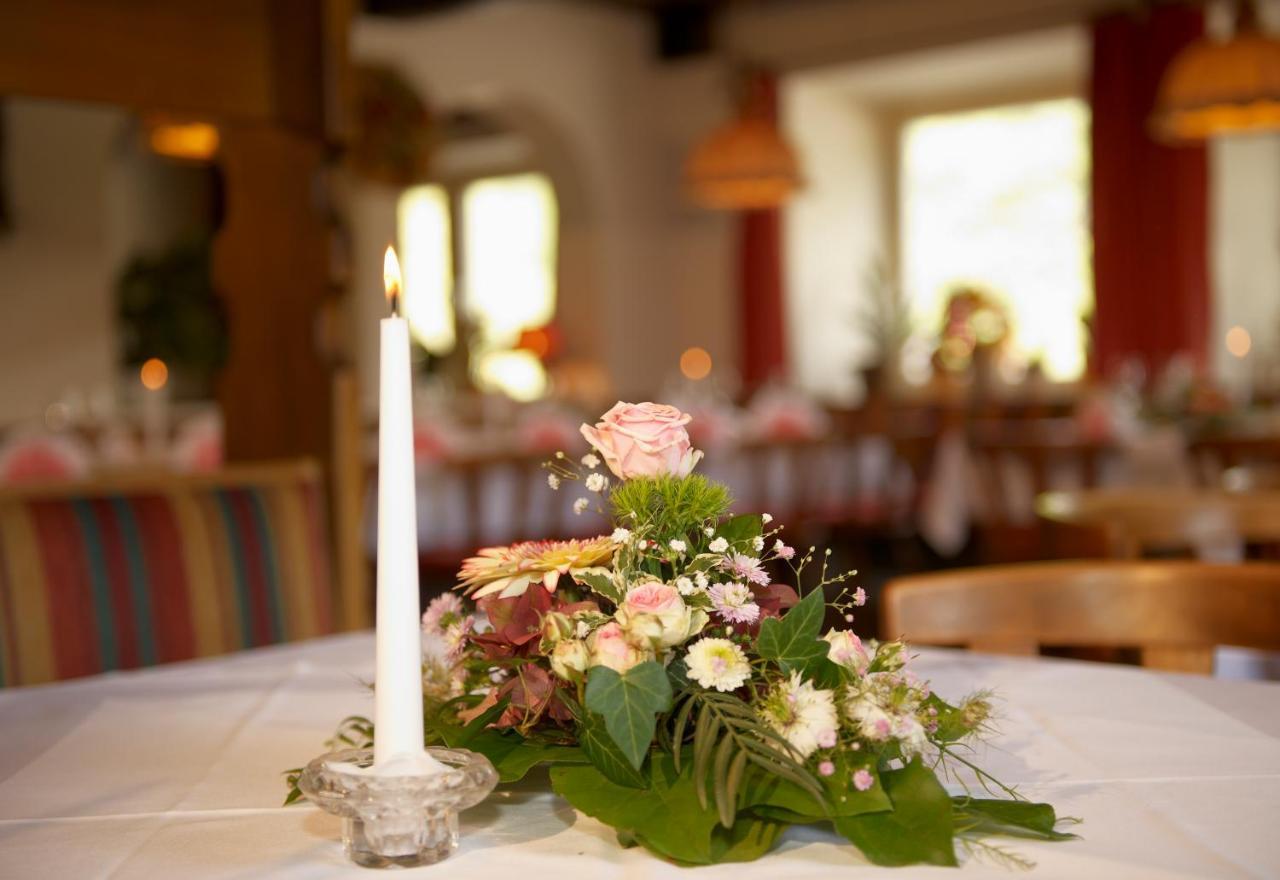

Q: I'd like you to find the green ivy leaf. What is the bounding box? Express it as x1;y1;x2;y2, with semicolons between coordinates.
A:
580;711;649;788
834;757;958;867
716;513;763;544
572;567;623;604
585;662;673;770
756;587;828;670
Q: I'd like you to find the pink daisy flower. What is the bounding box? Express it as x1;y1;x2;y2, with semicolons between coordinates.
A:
719;552;769;586
422;593;465;633
708;582;761;624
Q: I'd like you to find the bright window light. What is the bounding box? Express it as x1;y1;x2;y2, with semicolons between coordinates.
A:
398;185;455;354
900;98;1093;381
462;173;558;346
474;349;548;402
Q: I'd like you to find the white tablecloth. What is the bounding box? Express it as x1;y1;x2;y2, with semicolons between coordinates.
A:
1;634;1277;879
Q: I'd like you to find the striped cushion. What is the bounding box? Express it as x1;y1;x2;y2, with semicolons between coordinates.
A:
0;463;334;687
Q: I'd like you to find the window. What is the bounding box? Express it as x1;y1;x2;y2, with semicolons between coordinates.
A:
899;98;1092;382
397;172;558;401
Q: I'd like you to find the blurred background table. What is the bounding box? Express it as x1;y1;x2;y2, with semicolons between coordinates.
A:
0;632;1276;879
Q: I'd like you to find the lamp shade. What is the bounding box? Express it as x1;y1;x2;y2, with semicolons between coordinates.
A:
685;115;800;210
1153;13;1280;141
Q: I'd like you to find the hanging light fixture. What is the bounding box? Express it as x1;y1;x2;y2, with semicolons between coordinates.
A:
685;70;801;210
1153;0;1280;141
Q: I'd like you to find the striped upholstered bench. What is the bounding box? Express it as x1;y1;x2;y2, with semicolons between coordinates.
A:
0;460;335;687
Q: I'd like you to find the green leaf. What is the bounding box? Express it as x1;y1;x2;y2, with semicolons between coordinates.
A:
580;711;649;788
585;662;673;770
572;567;623;604
707;816;787;863
716;513;763;544
551;754;737;865
834;758;958;867
953;798;1078;842
756;587;828;670
741;753;890;821
445;728;588;783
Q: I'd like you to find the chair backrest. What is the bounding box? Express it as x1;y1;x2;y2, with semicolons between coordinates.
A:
1036;488;1280;558
1223;463;1280;492
882;560;1280;673
0;459;334;687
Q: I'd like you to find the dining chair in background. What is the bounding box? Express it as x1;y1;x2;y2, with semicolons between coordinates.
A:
0;459;336;686
882;560;1280;674
1036;488;1280;559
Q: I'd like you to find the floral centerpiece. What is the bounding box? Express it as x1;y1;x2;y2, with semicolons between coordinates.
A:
289;402;1074;867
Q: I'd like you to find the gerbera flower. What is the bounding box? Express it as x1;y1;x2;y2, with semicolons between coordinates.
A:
708;582;760;624
457;536;616;599
685;638;751;692
719;552;769;586
759;672;838;759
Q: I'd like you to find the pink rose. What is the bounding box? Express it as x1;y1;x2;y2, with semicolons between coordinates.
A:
588;622;650;672
617;581;705;648
580;402;703;480
824;629;870;674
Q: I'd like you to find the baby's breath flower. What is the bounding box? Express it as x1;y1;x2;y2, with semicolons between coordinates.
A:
774;539;796;560
611;527;632;544
669;539;687;554
708;537;729;553
762;513;773;524
818;760;835;777
693;571;709;590
586;473;609;493
581;453;600;469
852;769;875;791
853;587;867;606
675;576;696;595
572;497;590;515
751;535;765;552
704;526;716;537
547;474;561;490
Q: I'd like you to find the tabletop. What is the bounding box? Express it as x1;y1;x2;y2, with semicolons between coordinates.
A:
0;633;1277;880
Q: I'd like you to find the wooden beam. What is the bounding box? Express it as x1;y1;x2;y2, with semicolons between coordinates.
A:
213;124;333;463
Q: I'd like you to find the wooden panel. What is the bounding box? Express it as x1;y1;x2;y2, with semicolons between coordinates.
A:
213;124;332;464
0;0;274;121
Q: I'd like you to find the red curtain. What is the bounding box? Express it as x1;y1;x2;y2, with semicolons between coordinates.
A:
738;73;788;390
1090;6;1209;379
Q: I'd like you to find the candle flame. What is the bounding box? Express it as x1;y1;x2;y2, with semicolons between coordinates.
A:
383;245;402;304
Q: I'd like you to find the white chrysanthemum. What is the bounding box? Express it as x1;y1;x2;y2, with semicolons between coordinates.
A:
685;638;751;692
760;672;839;759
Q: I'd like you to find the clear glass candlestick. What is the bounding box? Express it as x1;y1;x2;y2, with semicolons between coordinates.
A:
298;747;498;868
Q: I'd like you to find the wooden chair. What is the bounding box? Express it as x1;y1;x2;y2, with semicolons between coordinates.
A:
1036;488;1280;558
882;560;1280;674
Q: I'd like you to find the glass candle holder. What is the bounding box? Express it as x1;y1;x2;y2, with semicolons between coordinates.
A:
298;747;498;868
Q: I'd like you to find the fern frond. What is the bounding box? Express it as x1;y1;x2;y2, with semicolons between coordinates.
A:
675;690;826;829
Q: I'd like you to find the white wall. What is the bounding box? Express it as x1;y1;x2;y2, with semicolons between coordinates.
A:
781;82;888;403
0;100;128;423
351;1;737;407
1210;135;1280;395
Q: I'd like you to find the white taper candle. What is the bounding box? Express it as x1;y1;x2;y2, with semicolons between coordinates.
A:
373;246;438;770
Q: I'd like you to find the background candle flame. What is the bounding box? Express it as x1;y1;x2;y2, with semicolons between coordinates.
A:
383;245;402;302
